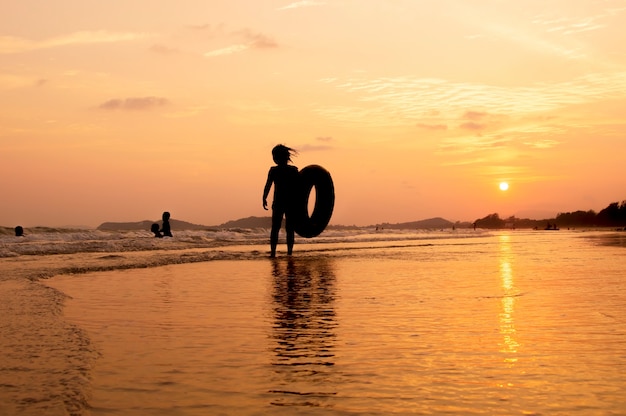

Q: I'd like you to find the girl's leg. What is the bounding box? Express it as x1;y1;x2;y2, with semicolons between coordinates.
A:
270;230;278;257
270;209;283;257
286;230;294;255
285;214;295;255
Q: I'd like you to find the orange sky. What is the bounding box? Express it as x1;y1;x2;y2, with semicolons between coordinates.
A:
2;0;625;227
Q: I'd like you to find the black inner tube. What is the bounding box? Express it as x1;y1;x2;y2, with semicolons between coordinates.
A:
294;165;335;238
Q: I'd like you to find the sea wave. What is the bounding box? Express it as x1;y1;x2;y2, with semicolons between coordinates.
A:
0;227;485;258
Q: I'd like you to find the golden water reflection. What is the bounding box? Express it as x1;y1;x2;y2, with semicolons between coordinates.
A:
269;257;338;408
498;234;519;362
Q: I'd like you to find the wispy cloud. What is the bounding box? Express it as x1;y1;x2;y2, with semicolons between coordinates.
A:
237;29;278;49
497;6;626;60
277;1;325;11
204;29;277;58
149;44;179;55
204;44;249;57
416;123;447;131
97;97;170;111
532;5;626;36
524;139;560;149
440;123;566;160
532;16;605;36
459;122;486;131
318;72;626;125
477;20;587;60
463;111;488;121
299;143;333;152
440;134;511;154
0;31;152;54
294;136;335;153
458;111;506;131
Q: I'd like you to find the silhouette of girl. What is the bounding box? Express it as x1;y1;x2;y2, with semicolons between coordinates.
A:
263;145;299;257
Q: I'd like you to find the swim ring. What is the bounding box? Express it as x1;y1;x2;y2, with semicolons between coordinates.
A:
294;165;335;238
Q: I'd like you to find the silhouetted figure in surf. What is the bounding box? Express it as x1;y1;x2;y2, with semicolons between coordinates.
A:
15;226;24;237
161;211;173;237
263;145;299;257
151;223;163;238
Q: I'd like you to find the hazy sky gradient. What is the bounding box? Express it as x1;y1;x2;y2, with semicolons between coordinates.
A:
2;0;625;227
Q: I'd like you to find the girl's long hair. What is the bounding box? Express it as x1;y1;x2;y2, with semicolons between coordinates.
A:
272;144;297;164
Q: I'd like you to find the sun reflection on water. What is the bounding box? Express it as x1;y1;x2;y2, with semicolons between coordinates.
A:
498;234;519;361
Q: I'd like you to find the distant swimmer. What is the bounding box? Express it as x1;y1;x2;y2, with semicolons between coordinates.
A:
161;212;173;237
263;144;299;257
151;223;163;238
15;226;24;237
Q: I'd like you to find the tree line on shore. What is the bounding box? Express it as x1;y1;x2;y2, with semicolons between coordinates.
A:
474;200;626;229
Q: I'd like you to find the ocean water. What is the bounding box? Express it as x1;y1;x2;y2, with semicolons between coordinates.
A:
1;228;625;415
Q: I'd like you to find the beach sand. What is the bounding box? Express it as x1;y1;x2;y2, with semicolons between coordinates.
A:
41;233;626;415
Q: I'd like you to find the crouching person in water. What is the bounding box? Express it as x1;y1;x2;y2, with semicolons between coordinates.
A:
151;223;163;238
263;144;298;257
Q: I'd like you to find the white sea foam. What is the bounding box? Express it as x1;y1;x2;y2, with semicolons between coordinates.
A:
0;227;483;259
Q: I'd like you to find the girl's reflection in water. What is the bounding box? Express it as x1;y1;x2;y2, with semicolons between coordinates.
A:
269;257;338;408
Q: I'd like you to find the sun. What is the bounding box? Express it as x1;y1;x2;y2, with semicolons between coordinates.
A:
499;182;509;191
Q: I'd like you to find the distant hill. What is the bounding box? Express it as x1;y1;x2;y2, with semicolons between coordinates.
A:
214;216;463;230
216;216;363;230
97;217;275;231
216;216;272;229
374;217;460;229
96;216;467;231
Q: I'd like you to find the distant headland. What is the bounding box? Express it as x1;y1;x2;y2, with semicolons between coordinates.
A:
94;198;625;231
474;200;626;229
95;216;463;231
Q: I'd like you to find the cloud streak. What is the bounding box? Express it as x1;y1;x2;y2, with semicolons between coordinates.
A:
237;30;278;49
149;44;179;55
459;122;486;131
277;1;325;11
0;31;152;54
416;123;447;131
204;30;277;58
532;6;626;36
204;44;249;57
97;97;170;111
